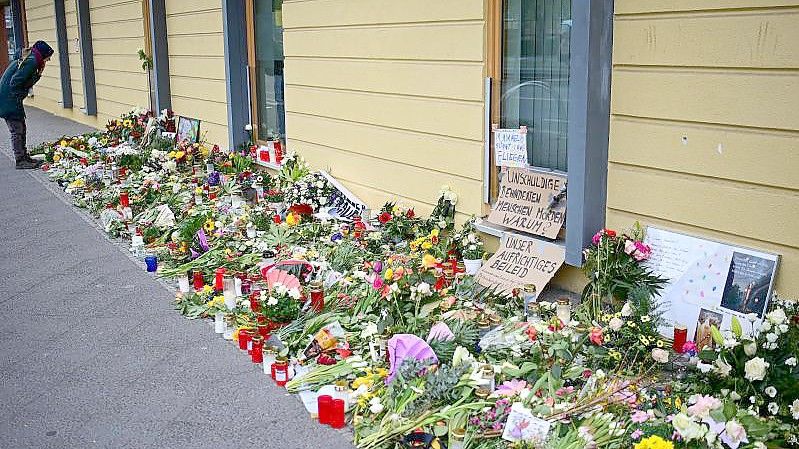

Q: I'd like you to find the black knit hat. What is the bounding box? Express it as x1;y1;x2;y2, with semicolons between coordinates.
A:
32;41;54;59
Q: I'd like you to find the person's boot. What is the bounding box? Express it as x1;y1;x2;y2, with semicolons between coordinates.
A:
22;154;44;167
15;157;39;169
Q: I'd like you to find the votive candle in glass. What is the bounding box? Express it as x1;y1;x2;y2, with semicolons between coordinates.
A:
177;273;191;293
309;280;324;312
214;267;226;291
673;325;688;353
250;336;264;364
274;358;289;386
223;274;236;310
193;270;204;291
238;329;251;351
119;191;130;208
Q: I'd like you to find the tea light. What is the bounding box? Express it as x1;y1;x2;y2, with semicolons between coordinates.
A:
317;395;333;425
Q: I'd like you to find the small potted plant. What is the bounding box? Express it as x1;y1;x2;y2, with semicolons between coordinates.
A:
461;232;485;275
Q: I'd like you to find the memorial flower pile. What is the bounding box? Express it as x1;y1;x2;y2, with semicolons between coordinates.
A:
31;108;799;449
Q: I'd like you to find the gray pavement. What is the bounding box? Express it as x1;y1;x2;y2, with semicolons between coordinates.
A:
0;107;354;449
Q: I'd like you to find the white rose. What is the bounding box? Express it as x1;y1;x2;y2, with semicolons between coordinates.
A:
766;333;778;343
761;321;772;332
609;317;624;331
778;324;789;333
764;386;777;398
786;357;797;367
744;357;769;382
651;348;669;363
621;302;633;317
743;341;757;356
766;308;787;325
730;391;741;401
790;399;799;420
767;402;779;415
671;413;706;442
267;296;278;306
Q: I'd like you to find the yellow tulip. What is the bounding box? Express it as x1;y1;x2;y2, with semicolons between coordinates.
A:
384;268;394;280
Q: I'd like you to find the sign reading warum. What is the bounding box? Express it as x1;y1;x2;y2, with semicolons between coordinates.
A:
475;233;566;295
487;168;567;240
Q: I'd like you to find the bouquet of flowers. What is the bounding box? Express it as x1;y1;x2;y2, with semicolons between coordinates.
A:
259;282;303;324
581;224;667;319
284;172;333;212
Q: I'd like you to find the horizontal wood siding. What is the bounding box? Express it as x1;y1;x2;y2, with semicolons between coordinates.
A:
282;0;486;217
165;0;228;146
609;2;799;293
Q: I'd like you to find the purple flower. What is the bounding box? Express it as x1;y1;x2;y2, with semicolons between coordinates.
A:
631;429;643;440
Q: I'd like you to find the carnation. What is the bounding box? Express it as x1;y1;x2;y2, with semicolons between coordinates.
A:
651;348;669;363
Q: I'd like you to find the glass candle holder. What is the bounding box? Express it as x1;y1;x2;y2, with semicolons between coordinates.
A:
251;336;264;364
262;347;277;376
223;274;236;310
214;312;226;334
119;191;130;208
238;329;251;351
522;284;537;318
673;325;688;353
214;267;226;291
193;270;204;291
309;280;324;312
177;273;191;293
144;255;158;273
274;359;289;387
556;297;571;325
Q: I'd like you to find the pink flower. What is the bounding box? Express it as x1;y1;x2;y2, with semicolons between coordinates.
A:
631;429;643;440
496;379;528;397
633;241;652;261
688;395;722;418
631;410;651;423
589;327;604;345
582;369;593;379
592;231;603;245
525;325;538;342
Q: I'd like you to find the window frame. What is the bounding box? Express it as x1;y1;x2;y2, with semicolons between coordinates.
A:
244;0;285;147
485;0;613;266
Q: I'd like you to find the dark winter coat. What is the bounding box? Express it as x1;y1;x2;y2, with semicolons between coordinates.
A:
0;50;43;120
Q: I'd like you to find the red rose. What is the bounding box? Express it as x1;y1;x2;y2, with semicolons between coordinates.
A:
605;229;617;238
378;212;392;224
406;209;415;219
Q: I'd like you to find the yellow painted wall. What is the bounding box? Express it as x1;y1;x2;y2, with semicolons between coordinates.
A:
610;1;799;294
281;0;487;219
22;0;229;146
164;0;228;146
25;0;150;129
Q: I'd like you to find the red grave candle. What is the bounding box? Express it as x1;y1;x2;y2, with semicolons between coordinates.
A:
309;281;324;312
330;399;346;429
119;191;130;208
251;337;264;363
274;141;283;165
270;362;277;380
193;270;204;291
214;267;226;291
238;329;251;351
673;325;688;353
317;395;333;425
274;359;289;387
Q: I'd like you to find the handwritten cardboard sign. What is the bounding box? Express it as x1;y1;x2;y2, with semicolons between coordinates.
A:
318;170;368;220
475;233;565;295
487;168;566;239
493;126;528;167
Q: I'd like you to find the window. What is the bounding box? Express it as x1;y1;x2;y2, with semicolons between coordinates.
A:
246;0;285;143
487;0;613;266
500;0;571;172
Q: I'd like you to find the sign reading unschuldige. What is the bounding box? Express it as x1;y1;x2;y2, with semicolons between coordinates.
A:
493;126;528;168
475;233;565;295
487;167;566;239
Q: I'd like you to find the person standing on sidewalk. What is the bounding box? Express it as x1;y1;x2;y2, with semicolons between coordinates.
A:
0;41;54;169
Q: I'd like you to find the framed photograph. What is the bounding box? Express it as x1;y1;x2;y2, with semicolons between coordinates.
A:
176;116;201;144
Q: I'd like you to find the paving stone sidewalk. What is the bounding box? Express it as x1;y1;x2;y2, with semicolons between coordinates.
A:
0;107;354;449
